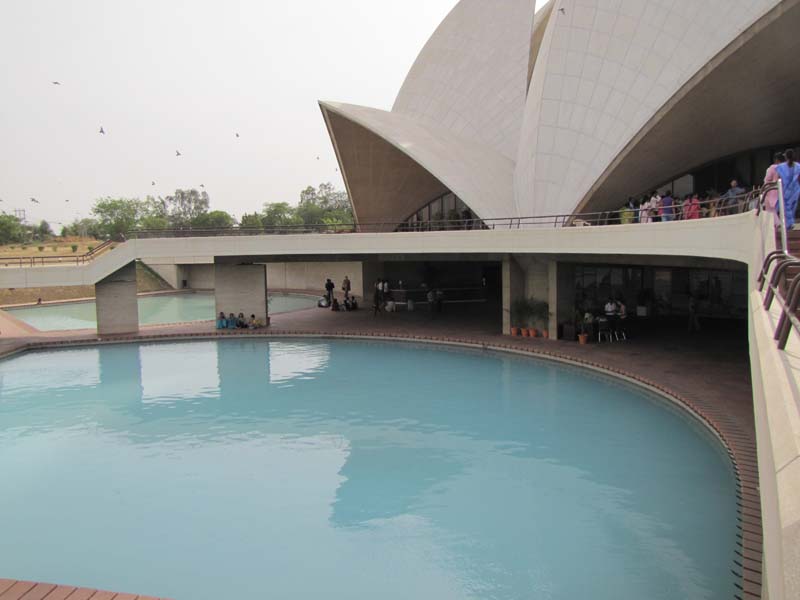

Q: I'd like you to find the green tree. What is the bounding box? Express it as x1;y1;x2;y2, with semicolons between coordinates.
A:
139;196;169;230
63;217;102;238
296;183;352;225
37;220;53;238
239;212;263;228
92;197;144;239
192;210;235;229
0;213;25;245
260;202;302;227
164;189;210;228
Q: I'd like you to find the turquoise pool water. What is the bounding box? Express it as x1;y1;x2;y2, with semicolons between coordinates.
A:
0;340;737;600
4;292;316;331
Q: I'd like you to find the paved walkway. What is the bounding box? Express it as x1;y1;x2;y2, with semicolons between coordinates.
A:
0;304;762;599
0;578;164;600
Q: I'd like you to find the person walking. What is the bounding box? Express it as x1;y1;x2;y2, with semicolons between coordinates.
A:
688;294;701;332
324;278;335;304
342;275;351;299
661;191;675;222
373;283;383;317
764;152;785;225
777;149;800;229
649;191;662;222
638;195;652;224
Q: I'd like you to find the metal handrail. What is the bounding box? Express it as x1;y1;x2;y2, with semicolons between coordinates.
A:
773;272;800;349
755;176;800;349
128;193;755;239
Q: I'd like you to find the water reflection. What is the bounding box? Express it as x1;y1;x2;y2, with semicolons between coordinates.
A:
0;340;738;600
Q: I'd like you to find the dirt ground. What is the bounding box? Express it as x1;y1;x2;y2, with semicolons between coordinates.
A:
0;237;102;258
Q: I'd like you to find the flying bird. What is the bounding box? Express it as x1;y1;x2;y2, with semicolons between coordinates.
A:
30;197;39;203
64;199;69;203
558;7;565;14
151;181;156;186
176;150;182;157
316;156;320;160
235;132;240;138
52;81;61;85
200;184;205;188
99;126;105;135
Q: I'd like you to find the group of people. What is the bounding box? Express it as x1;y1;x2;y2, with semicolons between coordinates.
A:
372;278;394;316
216;312;265;330
319;276;359;312
616;148;800;229
619;182;746;224
581;298;628;342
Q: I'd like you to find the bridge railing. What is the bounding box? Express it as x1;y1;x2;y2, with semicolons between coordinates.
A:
0;239;115;268
129;192;757;239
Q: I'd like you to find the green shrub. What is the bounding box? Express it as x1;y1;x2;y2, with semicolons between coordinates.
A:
71;244;78;253
52;246;59;252
37;246;44;252
87;245;94;252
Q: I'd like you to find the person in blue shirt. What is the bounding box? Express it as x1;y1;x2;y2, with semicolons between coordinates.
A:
777;149;800;229
661;191;675;222
216;311;227;329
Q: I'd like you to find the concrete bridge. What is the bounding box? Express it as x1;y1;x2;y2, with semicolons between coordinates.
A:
0;213;758;336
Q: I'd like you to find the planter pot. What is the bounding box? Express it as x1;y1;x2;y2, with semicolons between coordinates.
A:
521;328;530;337
541;330;549;339
578;333;589;345
510;327;520;336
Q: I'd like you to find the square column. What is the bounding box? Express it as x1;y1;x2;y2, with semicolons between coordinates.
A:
214;263;270;325
502;255;524;335
95;261;139;336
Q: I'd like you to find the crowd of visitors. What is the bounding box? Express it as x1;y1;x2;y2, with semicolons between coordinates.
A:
617;182;745;225
317;275;451;317
616;149;800;229
318;275;359;312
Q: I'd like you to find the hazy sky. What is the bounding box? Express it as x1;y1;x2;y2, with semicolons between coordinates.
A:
1;1;546;227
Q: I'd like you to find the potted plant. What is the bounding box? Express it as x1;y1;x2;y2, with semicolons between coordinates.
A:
576;310;590;344
529;299;549;339
511;298;531;337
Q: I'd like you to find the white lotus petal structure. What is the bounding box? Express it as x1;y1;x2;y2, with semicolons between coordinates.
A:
321;0;800;226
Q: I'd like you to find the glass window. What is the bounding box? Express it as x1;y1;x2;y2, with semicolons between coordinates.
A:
430;197;443;220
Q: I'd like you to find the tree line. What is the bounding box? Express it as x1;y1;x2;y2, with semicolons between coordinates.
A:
0;183;352;244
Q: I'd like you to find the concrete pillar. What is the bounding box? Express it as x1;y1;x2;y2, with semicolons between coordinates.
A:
361;260;382;302
502;255;524;335
95;261;139;336
555;263;576;339
214;263;269;325
547;261;558;339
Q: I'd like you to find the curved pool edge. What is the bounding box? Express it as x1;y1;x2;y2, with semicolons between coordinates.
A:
0;328;761;596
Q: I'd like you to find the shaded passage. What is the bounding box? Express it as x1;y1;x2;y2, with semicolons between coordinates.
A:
4;292;317;331
0;339;737;600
